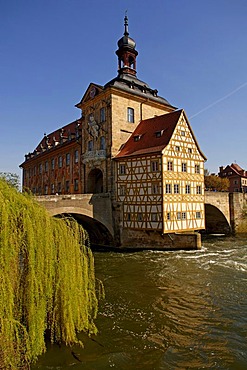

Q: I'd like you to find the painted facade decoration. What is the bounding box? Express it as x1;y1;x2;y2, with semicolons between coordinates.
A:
20;16;206;239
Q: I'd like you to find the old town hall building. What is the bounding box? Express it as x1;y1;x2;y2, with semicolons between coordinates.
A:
20;16;206;248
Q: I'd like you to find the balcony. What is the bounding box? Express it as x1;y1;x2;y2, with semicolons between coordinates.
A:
83;150;106;164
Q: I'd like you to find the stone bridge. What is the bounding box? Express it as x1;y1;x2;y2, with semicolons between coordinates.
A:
205;191;247;234
36;193;116;246
37;191;247;246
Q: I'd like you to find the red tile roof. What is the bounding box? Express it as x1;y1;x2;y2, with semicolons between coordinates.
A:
114;109;206;159
115;110;182;158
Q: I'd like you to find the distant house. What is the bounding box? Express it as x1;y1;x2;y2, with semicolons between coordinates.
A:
218;163;247;193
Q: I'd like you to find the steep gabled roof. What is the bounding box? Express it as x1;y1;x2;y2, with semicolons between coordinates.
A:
230;163;247;177
75;83;104;108
114;109;206;159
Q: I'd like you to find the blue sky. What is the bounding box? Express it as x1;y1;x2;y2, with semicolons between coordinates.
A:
1;0;246;178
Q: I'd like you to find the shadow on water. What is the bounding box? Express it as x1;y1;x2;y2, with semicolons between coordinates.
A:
32;236;247;369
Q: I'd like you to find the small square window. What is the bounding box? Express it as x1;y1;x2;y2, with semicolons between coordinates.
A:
185;185;191;194
195;164;200;174
196;211;201;219
152;183;160;194
119;164;126;174
167;161;173;171
151;161;159;172
182;163;187;172
174;184;180;194
137;213;143;222
196;186;201;194
119;185;126;196
166;183;172;194
151;213;158;222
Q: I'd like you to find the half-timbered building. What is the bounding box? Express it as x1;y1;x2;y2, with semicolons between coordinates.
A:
20;16;206;248
115;109;206;235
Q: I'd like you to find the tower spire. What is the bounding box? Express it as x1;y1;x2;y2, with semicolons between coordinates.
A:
116;14;138;77
124;11;129;36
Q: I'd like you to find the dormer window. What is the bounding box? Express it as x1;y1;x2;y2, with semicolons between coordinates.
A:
134;135;142;142
155;130;164;138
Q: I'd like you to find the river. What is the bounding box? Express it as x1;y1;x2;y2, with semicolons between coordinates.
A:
32;236;247;369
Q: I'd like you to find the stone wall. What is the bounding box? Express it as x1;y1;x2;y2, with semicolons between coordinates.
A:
121;229;201;250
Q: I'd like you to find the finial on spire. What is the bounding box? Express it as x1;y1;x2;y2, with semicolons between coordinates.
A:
124;11;129;36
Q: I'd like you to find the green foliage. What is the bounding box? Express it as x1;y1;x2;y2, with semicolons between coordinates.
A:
0;172;20;190
204;174;230;192
0;178;99;368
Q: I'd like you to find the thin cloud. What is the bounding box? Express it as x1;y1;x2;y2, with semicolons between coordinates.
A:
189;82;247;119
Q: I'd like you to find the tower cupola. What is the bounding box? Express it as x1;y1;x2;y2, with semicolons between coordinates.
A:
116;15;138;77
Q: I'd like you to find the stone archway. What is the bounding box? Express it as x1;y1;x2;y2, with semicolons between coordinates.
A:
204;204;231;235
87;168;103;194
54;212;114;247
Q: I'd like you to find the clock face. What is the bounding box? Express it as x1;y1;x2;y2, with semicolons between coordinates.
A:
90;87;96;98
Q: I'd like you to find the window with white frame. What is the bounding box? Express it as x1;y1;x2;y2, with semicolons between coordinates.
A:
185;184;191;194
196;185;202;194
174;184;180;194
167;161;173;171
127;107;134;123
152;183;160;194
166;183;172;194
195;164;200;174
182;163;187;172
151;160;159;172
119;164;126;174
119;185;126;196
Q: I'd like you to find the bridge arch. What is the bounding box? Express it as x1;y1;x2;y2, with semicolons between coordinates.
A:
204;203;231;235
52;210;114;247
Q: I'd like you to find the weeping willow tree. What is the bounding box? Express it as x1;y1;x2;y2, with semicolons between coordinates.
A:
0;178;100;369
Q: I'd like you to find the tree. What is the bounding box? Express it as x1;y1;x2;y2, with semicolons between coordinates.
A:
0;172;20;190
204;174;229;191
0;178;100;368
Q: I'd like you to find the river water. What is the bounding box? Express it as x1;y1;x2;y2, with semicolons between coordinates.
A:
33;236;247;369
